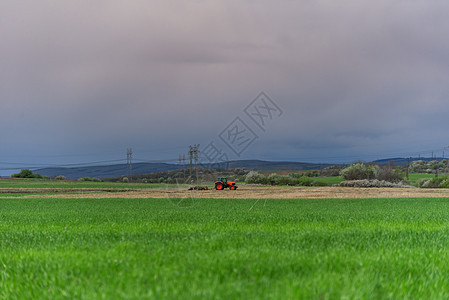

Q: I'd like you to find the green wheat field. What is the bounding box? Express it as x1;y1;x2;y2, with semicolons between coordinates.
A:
1;181;449;298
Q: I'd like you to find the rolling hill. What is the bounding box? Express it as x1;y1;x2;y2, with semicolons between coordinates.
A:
34;160;332;179
32;157;445;179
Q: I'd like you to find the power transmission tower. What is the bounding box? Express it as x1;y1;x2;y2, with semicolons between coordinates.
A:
406;157;410;179
127;148;133;181
188;144;200;184
189;146;193;178
446;147;449;169
194;144;200;184
181;154;186;177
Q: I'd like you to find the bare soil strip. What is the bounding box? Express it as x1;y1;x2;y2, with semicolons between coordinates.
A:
4;186;449;199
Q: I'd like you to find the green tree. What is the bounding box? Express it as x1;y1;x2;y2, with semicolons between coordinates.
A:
340;164;377;181
12;169;40;178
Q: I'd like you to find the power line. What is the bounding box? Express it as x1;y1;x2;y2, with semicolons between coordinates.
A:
133;158;179;163
2;143;449;175
0;159;127;169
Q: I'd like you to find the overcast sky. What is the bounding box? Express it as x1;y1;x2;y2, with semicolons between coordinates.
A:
1;0;449;175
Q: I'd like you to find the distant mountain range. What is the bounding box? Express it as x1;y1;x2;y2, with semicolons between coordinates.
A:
34;160;333;180
35;163;180;180
372;157;446;165
32;157;447;179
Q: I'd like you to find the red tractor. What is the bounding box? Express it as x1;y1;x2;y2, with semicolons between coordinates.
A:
215;177;238;190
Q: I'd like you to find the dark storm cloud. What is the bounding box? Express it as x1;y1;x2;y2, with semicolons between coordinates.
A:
1;0;449;172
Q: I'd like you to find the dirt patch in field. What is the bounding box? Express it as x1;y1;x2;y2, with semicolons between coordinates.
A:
9;186;449;199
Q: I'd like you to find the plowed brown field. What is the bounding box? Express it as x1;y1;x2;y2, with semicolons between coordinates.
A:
13;186;449;199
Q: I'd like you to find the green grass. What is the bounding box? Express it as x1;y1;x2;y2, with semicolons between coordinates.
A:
0;179;173;190
408;173;435;184
312;176;343;185
3;197;449;298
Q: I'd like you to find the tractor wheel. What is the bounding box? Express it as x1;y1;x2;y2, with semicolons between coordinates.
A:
215;183;224;190
230;185;237;190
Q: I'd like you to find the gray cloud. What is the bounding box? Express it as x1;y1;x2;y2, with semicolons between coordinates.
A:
1;0;449;173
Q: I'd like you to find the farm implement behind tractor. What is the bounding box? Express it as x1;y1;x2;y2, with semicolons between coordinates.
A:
188;186;209;190
215;177;238;190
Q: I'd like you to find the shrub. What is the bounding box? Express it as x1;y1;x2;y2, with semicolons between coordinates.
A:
416;176;449;188
245;171;266;185
289;173;303;179
305;170;320;177
12;169;42;179
167;177;176;184
266;174;281;185
340;163;405;183
245;171;328;186
410;160;449;174
266;174;295;186
14;169;34;178
79;177;93;182
374;166;405;183
279;175;295;185
439;177;449;188
54;175;66;180
338;179;412;188
122;177;129;183
416;178;430;188
425;177;444;188
320;165;344;177
295;176;315;186
340;164;377;181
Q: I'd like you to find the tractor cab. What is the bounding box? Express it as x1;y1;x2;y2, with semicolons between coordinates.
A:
215;177;238;190
217;177;228;184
